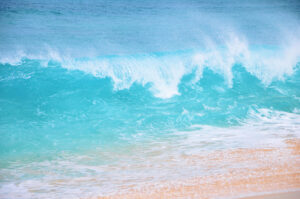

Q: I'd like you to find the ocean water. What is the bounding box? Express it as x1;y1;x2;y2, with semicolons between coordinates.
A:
0;0;300;198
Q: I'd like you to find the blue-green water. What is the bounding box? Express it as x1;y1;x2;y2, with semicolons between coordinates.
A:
0;0;300;198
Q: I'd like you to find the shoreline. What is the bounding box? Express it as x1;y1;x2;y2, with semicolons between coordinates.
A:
96;139;300;199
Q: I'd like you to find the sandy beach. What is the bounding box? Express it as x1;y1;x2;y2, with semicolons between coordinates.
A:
95;139;300;199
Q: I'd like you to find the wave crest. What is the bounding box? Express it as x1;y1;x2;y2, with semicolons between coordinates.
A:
1;36;300;98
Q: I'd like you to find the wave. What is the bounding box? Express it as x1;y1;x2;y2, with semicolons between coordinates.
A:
1;36;300;155
1;36;300;99
1;37;299;139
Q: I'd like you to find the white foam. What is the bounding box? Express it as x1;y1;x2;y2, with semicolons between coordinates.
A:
1;109;299;199
1;35;299;98
62;34;300;98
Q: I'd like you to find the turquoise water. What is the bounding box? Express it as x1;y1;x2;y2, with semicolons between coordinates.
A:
0;0;300;198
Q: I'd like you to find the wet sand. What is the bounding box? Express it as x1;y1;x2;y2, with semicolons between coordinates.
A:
95;139;300;199
239;190;300;199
